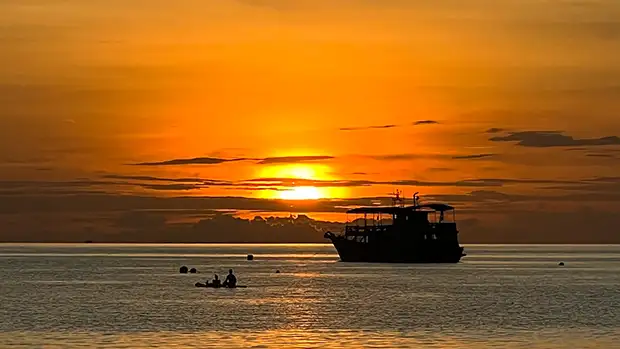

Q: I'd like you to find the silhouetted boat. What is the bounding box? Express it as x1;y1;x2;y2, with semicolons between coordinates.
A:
324;192;465;263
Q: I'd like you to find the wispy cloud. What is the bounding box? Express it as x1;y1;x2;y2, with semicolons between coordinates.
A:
412;120;439;126
451;153;497;160
426;167;454;172
132;155;334;166
133;157;247;166
368;153;497;161
540;176;620;192
339;124;398;131
139;183;202;191
102;175;205;183
102;174;234;187
4;190;620;243
257;156;334;164
490;130;620;147
339;120;439;131
563;147;620;159
368;154;425;161
586;153;616;158
0;176;586;199
237;177;576;189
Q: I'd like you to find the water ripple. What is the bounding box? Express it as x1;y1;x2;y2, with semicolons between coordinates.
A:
0;244;619;348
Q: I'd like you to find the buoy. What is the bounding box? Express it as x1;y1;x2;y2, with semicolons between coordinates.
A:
559;262;565;266
180;266;188;274
190;268;197;273
247;254;254;261
276;270;280;274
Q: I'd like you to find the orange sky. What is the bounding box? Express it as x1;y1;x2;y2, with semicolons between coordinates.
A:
1;0;620;242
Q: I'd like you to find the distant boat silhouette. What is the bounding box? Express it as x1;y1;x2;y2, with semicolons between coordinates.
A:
324;191;465;263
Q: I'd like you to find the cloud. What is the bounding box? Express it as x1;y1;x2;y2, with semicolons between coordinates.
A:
339;124;398;131
240;178;373;188
451;153;496;160
426;167;454;172
339;120;439;131
485;128;505;134
564;147;589;151
0;175;589;200
238;177;576;189
0;177;213;194
132;157;247;166
0;179;118;189
467;178;581;186
490;131;620;147
540;176;620;192
412;120;439;125
139;183;203;191
3;191;620;243
369;154;425;161
256;156;335;164
102;174;205;183
369;153;498;161
563;147;620;159
586;153;616;158
0;191;383;216
132;155;334;166
3;174;620;243
103;174;233;186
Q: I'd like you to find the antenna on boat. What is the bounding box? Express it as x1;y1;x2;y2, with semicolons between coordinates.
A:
392;189;404;207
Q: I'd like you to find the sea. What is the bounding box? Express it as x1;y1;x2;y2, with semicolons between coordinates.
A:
0;244;619;348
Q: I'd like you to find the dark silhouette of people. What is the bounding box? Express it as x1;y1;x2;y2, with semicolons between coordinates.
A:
223;269;237;288
207;274;221;288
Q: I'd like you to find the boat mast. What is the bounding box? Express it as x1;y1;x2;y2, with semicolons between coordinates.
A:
392;189;405;208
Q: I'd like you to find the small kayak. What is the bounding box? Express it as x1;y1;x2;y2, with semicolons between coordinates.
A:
195;282;247;288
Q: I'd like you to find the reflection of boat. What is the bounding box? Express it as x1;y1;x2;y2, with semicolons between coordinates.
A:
324;192;465;263
195;282;247;288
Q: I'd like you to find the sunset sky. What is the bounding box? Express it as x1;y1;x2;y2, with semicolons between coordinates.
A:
2;0;620;242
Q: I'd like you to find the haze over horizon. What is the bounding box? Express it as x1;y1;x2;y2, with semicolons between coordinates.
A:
2;0;620;243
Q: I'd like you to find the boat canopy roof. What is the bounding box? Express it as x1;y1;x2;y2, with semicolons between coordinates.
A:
414;203;454;212
346;203;454;214
346;206;410;214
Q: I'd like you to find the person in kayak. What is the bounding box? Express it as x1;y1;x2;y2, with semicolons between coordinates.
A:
207;274;221;288
223;269;237;288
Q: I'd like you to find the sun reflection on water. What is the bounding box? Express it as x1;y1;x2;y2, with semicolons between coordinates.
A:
2;330;615;349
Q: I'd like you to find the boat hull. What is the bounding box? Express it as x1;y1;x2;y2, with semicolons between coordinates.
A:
329;237;464;263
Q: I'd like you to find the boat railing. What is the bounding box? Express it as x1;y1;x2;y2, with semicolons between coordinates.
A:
345;225;391;236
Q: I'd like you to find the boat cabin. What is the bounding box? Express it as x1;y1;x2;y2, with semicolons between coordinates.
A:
343;203;458;244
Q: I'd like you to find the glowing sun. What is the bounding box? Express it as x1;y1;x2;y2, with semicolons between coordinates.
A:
278;186;322;200
257;163;340;200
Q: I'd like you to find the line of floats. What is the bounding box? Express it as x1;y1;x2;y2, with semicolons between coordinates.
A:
179;252;567;289
180;254;284;289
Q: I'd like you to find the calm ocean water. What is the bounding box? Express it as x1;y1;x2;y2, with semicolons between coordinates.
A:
0;244;619;348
